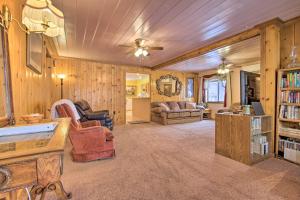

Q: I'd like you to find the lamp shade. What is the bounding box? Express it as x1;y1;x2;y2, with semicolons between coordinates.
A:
22;0;64;37
57;73;66;79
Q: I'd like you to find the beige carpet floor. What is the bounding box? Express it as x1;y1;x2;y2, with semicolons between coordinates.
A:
55;120;299;200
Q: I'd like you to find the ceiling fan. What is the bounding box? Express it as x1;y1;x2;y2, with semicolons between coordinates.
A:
119;38;164;58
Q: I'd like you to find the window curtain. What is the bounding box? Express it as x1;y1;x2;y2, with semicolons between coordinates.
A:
224;72;232;108
202;74;217;103
197;76;203;104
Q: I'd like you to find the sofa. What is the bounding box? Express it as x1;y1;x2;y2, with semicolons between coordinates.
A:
151;101;204;125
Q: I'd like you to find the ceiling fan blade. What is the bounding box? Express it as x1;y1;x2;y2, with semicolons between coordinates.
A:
118;44;135;48
147;46;164;50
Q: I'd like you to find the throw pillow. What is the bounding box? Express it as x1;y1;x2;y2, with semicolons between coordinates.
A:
168;102;180;111
159;103;170;111
186;102;196;109
177;101;186;109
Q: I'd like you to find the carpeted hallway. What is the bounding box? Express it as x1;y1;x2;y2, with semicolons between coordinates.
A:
59;120;300;200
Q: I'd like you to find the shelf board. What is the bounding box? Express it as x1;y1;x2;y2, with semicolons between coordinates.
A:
280;88;300;91
279;131;300;140
279;118;300;123
279;67;300;72
280;103;300;106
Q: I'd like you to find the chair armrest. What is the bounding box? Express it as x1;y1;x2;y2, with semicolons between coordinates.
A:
78;126;113;141
70;129;106;147
81;120;101;128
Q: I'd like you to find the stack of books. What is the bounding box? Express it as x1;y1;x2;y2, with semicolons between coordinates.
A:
281;72;300;88
252;118;261;130
251;135;268;155
281;91;300;103
279;105;300;119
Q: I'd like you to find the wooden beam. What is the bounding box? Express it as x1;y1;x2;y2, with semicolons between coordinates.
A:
152;27;261;70
260;22;281;153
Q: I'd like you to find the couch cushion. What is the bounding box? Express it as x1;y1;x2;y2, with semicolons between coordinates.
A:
186;102;196;109
167;112;180;119
159;103;170;111
167;102;180;111
177;101;186;109
190;110;201;117
180;111;190;117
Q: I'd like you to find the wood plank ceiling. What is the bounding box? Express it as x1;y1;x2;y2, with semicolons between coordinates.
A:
52;0;300;70
164;36;261;72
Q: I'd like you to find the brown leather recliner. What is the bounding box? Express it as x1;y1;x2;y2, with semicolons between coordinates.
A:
56;104;115;162
74;100;113;130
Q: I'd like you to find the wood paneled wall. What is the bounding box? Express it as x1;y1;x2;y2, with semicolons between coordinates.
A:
1;0;52;121
281;17;300;68
51;58;197;124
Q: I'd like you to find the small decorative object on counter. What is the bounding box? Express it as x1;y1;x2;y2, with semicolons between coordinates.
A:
243;105;251;115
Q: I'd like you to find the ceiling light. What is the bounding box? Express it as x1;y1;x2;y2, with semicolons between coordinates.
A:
22;0;65;37
217;58;230;80
134;48;143;57
142;50;149;56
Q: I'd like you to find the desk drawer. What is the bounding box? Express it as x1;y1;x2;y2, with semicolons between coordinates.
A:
0;161;37;191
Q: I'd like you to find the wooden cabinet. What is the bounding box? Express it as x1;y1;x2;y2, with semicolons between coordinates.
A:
0;119;71;200
215;114;272;165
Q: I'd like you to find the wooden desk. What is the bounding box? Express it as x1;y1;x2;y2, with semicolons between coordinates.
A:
0;118;71;200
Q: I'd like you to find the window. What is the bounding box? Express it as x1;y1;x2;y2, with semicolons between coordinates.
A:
186;78;194;98
204;78;226;103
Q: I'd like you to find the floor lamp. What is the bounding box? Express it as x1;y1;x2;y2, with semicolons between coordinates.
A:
57;74;66;99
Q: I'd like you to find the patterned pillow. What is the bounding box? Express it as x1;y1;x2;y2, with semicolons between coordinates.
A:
159;103;170;111
177;101;186;109
168;102;180;111
186;102;196;109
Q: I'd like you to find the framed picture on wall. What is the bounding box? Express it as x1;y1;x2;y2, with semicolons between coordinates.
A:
186;78;194;98
26;33;43;74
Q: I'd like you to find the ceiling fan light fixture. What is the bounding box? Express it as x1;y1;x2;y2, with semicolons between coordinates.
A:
142;49;149;56
22;0;65;37
134;48;142;57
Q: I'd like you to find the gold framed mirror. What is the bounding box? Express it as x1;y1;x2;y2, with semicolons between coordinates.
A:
0;25;14;127
156;74;182;97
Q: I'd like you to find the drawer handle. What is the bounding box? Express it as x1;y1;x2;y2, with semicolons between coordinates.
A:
0;167;11;189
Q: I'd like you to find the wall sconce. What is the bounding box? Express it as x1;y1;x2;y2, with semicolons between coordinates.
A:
57;73;66;99
0;0;65;37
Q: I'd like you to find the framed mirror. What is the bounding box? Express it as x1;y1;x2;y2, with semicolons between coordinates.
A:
0;25;14;127
156;74;182;97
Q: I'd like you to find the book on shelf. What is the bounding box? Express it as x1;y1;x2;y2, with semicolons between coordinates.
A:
281;91;300;103
251;118;261;130
281;71;300;88
279;105;300;120
251;135;268;155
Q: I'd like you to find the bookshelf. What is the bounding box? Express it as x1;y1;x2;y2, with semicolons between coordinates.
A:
216;114;272;165
276;67;300;164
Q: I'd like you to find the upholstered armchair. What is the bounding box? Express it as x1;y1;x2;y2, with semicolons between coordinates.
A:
74;100;113;130
56;104;115;162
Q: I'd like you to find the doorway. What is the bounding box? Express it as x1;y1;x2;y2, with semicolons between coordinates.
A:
126;73;151;123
